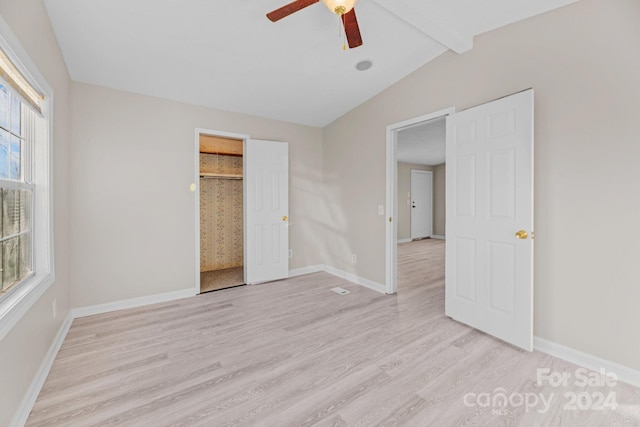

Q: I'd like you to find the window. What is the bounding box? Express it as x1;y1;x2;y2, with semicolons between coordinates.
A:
0;81;34;295
0;17;54;341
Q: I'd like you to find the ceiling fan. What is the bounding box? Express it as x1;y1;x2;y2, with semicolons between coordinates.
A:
267;0;363;49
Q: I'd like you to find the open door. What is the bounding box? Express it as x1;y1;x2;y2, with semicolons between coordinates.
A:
445;89;534;351
245;139;289;284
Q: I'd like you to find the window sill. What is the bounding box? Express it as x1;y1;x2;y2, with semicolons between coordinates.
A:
0;272;54;342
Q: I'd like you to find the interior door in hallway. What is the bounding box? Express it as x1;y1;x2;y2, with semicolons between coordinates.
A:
410;170;433;240
445;89;534;351
245;139;289;284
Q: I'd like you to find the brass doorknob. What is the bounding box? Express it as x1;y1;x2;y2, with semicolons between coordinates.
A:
282;215;288;221
515;230;528;239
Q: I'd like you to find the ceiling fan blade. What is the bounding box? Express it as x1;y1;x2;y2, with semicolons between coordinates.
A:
267;0;319;22
342;8;363;48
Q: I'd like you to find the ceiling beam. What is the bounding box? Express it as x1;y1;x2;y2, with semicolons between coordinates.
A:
370;0;473;54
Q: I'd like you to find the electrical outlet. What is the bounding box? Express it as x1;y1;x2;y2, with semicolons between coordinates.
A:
52;299;57;320
288;249;293;259
351;254;357;264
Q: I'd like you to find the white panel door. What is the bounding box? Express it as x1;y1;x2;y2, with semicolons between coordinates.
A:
445;89;534;351
410;170;433;240
245;139;289;284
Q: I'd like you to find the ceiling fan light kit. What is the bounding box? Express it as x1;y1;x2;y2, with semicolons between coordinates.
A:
322;0;357;15
266;0;363;49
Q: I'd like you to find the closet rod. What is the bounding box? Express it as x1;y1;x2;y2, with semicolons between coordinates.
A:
199;173;243;180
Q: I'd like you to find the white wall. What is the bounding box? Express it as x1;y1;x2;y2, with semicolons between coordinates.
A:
69;83;324;307
0;0;71;425
323;0;640;371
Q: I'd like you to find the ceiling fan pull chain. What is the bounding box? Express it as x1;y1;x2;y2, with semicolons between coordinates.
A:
341;15;346;50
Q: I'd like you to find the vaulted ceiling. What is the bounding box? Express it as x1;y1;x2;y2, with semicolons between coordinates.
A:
44;0;578;127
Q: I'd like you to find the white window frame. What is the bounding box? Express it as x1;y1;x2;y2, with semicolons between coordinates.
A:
0;16;54;342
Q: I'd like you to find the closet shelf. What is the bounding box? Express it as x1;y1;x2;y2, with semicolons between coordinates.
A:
199;172;243;180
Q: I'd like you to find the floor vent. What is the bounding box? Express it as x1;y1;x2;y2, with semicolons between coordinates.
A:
331;287;350;295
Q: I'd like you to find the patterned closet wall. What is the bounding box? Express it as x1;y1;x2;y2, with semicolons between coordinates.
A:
200;153;243;272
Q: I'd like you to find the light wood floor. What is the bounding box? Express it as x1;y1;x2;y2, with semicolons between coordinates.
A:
201;267;245;293
27;239;640;426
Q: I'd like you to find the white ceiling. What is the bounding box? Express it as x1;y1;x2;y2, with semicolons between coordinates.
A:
397;116;445;166
43;0;578;127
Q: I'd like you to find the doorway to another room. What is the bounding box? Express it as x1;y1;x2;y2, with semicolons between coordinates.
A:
387;110;451;295
386;90;534;351
198;134;245;293
396;115;446;244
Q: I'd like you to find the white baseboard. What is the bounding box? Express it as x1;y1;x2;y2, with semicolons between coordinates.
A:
12;288;197;425
10;312;73;427
289;265;324;278
13;279;640;427
291;264;386;294
71;288;196;318
534;336;640;388
11;272;386;426
322;265;386;294
398;236;444;243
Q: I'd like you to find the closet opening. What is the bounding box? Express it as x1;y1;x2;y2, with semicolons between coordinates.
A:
198;134;245;293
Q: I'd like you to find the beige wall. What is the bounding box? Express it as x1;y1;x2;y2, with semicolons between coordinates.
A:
69;82;324;307
323;0;640;370
397;163;433;241
3;1;640;423
0;0;71;425
433;163;445;236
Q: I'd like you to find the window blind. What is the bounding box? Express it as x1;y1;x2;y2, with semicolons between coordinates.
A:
0;48;43;114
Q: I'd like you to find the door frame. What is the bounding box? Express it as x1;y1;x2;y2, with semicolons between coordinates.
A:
385;107;455;294
194;128;250;295
410;169;433;240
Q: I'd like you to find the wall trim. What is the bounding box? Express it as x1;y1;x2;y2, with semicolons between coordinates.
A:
292;265;387;294
0;275;54;343
13;282;640;426
322;265;386;294
386;107;456;294
71;288;196;318
431;235;446;240
534;336;640;388
289;265;324;277
397;238;412;244
10;312;73;427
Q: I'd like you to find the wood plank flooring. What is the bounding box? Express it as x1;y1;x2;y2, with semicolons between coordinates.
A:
27;239;640;426
200;267;245;293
